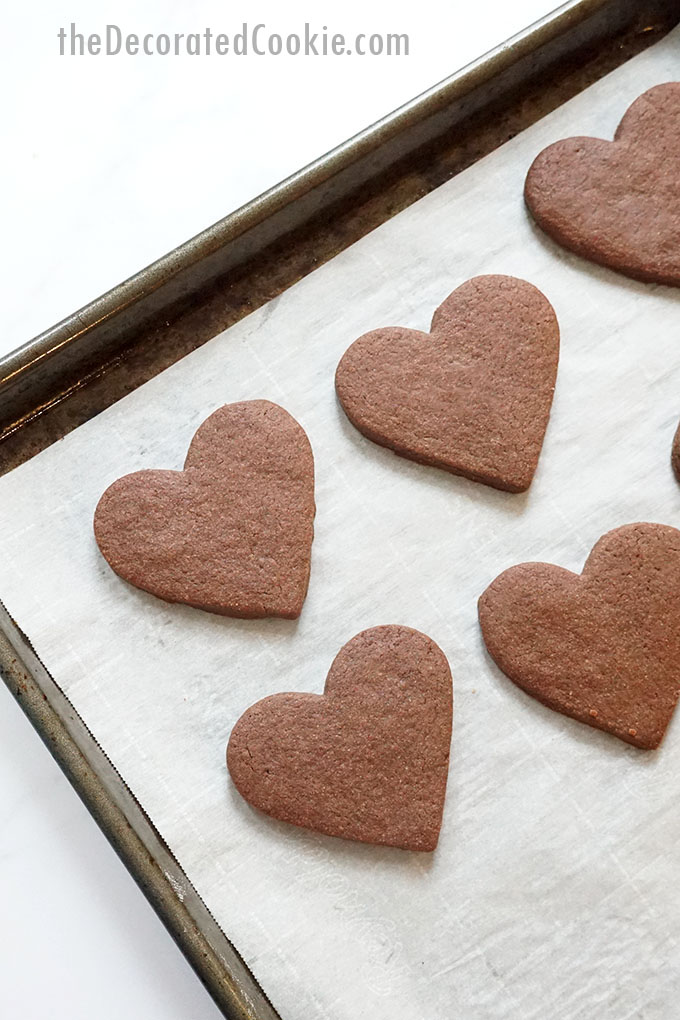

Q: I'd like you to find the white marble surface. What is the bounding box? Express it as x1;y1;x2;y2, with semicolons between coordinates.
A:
1;1;555;1016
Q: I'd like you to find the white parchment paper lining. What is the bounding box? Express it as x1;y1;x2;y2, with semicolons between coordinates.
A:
2;28;680;1020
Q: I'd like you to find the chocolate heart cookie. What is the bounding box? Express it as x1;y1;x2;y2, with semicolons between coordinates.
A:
478;523;680;749
94;400;315;618
525;83;680;285
335;275;559;493
227;625;453;850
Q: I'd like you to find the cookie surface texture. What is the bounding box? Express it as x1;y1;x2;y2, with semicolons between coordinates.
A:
478;523;680;749
227;625;453;850
525;83;680;285
335;274;559;493
94;400;315;618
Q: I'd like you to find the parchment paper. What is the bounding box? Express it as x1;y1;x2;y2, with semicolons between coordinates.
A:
2;28;680;1020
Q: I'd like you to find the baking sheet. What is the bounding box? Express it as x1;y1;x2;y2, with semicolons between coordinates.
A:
2;25;680;1020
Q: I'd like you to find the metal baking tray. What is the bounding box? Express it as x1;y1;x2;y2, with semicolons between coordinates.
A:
1;1;678;1016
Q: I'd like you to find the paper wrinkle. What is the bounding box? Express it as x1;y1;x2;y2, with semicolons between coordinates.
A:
1;29;680;1020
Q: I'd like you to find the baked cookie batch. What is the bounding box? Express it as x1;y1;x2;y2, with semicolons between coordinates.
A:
94;84;680;852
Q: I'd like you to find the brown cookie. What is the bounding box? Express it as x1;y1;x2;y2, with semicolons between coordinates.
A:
94;400;315;618
227;625;453;850
673;421;680;484
525;83;680;286
478;523;680;749
335;275;559;493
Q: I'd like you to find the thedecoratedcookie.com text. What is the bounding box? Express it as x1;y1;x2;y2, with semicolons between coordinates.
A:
57;23;410;58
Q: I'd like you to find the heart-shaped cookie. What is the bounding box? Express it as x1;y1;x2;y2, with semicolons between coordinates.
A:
673;421;680;484
525;83;680;286
478;523;680;749
335;275;559;493
227;626;453;850
94;400;315;618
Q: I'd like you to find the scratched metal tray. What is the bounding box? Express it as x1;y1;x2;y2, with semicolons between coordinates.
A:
1;1;678;1016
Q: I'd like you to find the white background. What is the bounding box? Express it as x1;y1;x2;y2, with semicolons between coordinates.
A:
1;2;556;1017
